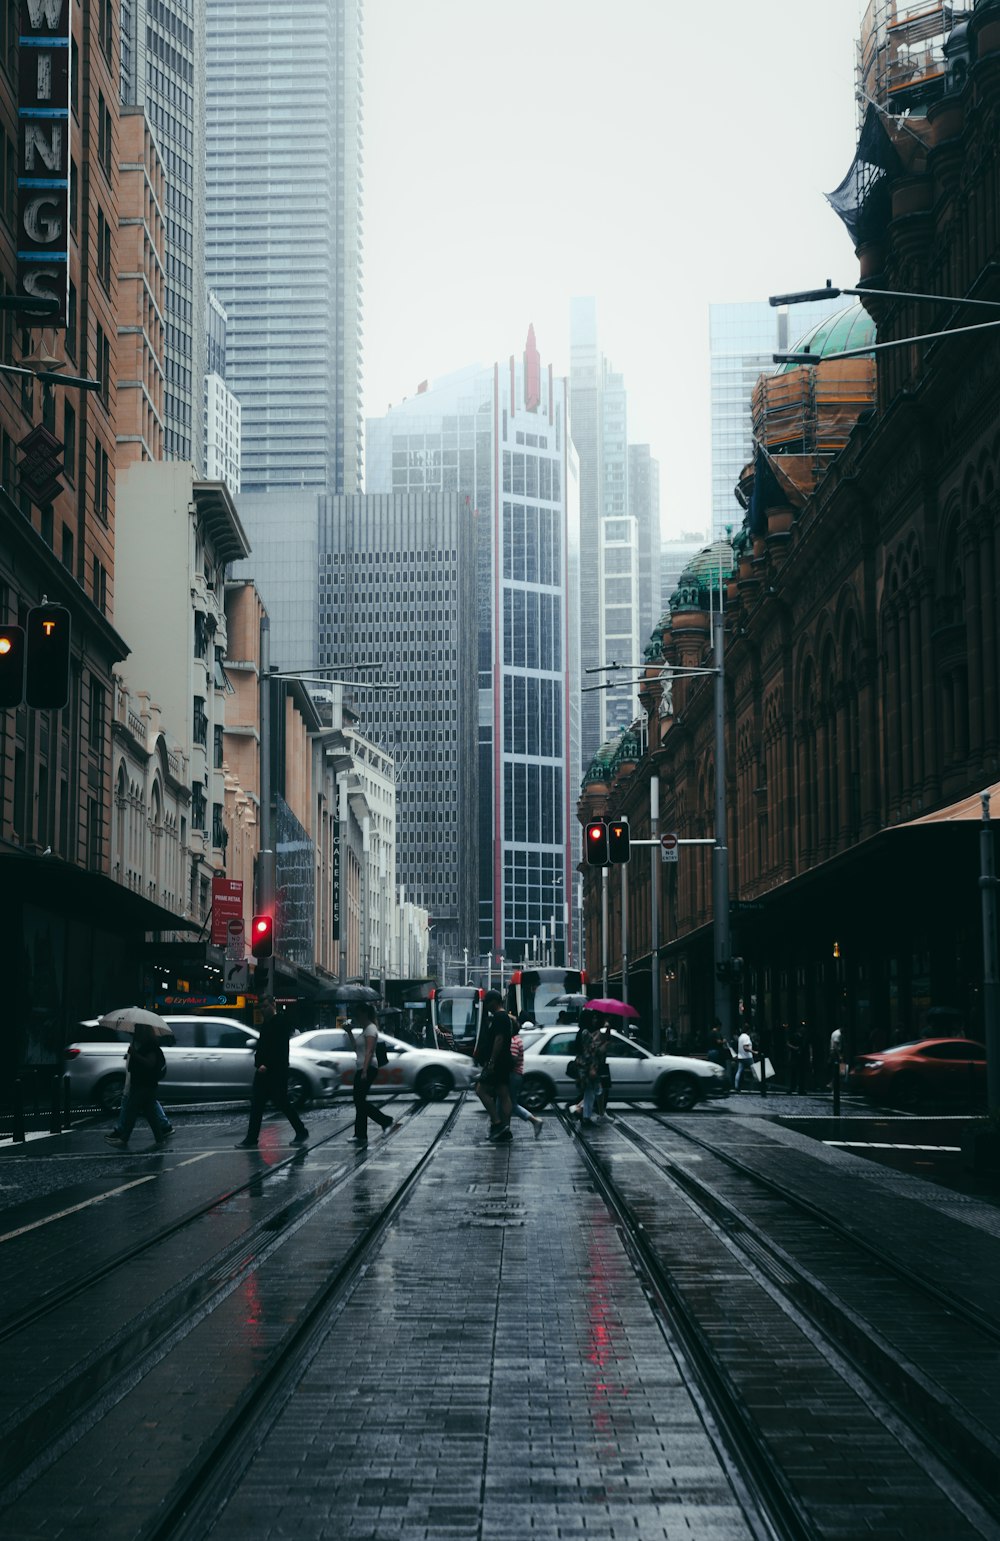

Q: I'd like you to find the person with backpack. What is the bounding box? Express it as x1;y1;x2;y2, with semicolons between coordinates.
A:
236;998;309;1148
105;1020;173;1147
345;1002;395;1145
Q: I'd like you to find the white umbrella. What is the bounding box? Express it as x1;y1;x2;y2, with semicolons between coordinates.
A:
98;1006;174;1039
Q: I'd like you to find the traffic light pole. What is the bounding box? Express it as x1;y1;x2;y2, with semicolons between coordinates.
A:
980;791;1000;1114
712;608;734;1034
650;776;661;1054
601;867;609;996
621;863;629;1006
257;615;275;1000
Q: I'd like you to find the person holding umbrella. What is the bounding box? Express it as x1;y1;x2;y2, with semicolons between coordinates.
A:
236;999;309;1148
105;1018;173;1147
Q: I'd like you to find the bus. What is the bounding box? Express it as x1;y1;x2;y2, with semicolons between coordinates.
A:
429;985;484;1055
504;968;586;1027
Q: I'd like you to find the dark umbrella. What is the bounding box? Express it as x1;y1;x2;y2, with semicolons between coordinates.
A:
312;982;380;1005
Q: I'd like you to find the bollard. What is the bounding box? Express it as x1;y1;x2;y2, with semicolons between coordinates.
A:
62;1074;72;1129
11;1079;25;1143
49;1073;61;1133
832;1060;841;1117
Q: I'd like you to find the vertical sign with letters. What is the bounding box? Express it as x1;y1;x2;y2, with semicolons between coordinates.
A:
332;819;341;942
18;1;71;323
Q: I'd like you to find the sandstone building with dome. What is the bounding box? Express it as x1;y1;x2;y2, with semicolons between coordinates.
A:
580;0;1000;1074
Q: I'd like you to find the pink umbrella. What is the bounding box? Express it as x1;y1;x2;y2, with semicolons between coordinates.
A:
581;998;639;1020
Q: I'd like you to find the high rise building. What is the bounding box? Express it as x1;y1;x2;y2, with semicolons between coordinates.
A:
367;328;581;966
569;299;642;758
709;298;844;538
120;0;206;468
204;293;241;494
205;0;363;494
628;445;662;649
319;494;479;972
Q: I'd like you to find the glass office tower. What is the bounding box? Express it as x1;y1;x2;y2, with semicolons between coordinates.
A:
205;0;363;494
366;330;581;966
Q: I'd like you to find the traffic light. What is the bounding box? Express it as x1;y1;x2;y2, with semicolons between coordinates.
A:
608;818;630;863
585;820;608;865
25;603;71;709
0;624;25;709
250;913;274;958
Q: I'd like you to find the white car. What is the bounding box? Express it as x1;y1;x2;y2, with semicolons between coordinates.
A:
519;1025;728;1112
292;1028;479;1102
65;1015;339;1113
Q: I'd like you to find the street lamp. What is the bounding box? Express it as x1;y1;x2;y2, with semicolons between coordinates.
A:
770;279;1000;366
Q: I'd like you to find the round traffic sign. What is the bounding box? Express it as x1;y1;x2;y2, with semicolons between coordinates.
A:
660;832;679;851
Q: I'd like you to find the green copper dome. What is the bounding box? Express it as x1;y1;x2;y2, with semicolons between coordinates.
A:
669;538;736;614
777;302;875;373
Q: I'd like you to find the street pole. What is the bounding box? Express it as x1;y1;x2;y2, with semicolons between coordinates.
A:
487;952;492;991
712;607;733;1034
620;863;629;1006
601;866;609;996
650;774;661;1054
257;615;276;1002
980;791;1000;1113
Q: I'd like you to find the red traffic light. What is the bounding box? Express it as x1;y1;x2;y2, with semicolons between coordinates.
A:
0;624;26;710
250;913;274;958
585;820;608;865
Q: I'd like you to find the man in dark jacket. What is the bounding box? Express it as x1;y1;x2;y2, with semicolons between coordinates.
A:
236;999;309;1148
475;990;514;1141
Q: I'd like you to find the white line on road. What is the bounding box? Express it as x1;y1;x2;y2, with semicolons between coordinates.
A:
0;1176;158;1244
825;1141;961;1152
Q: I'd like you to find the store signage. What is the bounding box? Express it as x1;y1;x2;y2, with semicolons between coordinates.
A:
211;875;244;946
332;819;341;941
18;0;71;323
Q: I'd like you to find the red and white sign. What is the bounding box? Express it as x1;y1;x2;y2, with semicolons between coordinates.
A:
211;876;244;947
660;831;679;863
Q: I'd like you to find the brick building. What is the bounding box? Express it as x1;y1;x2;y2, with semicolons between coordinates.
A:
581;1;1000;1078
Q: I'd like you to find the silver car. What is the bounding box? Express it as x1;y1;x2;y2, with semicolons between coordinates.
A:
519;1026;728;1112
65;1015;338;1113
292;1028;479;1102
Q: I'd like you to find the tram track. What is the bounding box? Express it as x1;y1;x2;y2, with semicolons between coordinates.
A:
565;1107;1000;1541
0;1096;445;1512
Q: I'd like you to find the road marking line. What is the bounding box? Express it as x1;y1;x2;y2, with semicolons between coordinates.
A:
0;1176;158;1244
176;1153;213;1167
825;1140;961;1152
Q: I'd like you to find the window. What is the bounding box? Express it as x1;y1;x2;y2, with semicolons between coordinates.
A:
93;437;109;522
96;207;111;289
89;679;106;752
95;324;110;409
63;401;76;483
92;557;107;613
213;724;224;769
98;93;112;178
192;696;208;746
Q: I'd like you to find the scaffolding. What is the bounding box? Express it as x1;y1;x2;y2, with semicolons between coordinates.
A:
858;2;969;114
751;357;877;468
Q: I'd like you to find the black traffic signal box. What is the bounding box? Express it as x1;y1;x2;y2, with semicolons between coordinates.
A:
608;818;631;863
251;914;274;958
25;604;71;709
585;820;608;865
0;624;25;710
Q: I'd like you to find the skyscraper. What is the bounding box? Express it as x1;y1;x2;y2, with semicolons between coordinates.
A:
628;445;662;650
709;298;845;539
120;0;206;468
367;329;581;966
570;299;642;757
205;1;363;494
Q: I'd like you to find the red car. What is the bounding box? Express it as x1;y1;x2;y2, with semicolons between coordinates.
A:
849;1037;987;1108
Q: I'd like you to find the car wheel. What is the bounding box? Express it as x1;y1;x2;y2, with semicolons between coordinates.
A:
285;1070;310;1111
656;1073;699;1112
97;1074;127;1115
519;1074;552;1113
416;1066;453;1102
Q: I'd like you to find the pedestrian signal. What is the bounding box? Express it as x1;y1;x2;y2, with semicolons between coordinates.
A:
608;818;630;863
585;820;608;866
25;603;71;709
250;913;274;958
0;624;25;709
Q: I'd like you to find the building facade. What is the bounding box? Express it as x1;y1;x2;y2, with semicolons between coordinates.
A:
205;0;364;494
115;106;166;467
366;329;581;966
628;443;662;651
582;1;1000;1080
120;0;207;468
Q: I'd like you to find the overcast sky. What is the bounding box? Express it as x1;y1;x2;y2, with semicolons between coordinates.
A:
363;0;863;537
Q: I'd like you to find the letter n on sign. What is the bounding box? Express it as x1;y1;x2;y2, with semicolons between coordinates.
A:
17;1;71;325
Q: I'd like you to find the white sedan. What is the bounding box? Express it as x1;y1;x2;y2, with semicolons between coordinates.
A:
519;1026;728;1112
292;1029;479;1102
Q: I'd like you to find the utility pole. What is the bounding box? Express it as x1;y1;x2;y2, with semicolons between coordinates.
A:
620;864;629;1006
257;616;276;1001
712;607;733;1033
650;774;661;1054
601;866;609;995
981;791;1000;1113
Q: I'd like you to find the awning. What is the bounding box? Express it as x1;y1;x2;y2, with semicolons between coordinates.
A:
2;849;198;932
899;783;1000;826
